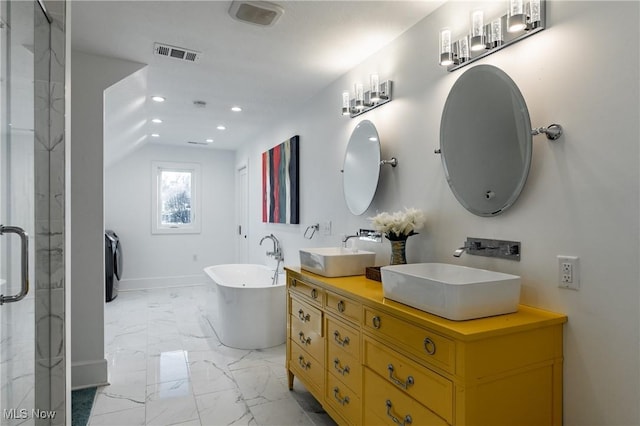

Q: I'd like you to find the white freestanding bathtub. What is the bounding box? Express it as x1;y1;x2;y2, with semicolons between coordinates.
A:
204;264;286;350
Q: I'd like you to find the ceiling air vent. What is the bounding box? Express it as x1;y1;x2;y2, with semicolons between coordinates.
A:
228;1;284;27
154;43;201;63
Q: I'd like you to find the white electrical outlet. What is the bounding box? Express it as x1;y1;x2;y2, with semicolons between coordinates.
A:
558;255;580;290
322;221;332;236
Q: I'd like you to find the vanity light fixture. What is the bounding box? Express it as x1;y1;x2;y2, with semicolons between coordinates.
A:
439;0;547;72
341;76;393;118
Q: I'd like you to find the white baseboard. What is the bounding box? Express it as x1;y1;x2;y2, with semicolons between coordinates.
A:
71;358;108;390
119;274;205;291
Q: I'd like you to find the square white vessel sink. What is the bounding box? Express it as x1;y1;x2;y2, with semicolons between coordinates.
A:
300;247;375;277
381;263;521;321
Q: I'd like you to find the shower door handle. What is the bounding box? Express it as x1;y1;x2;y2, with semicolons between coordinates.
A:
0;225;29;305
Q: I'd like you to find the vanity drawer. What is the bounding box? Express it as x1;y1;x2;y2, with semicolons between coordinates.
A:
327;316;360;360
363;368;449;426
326;291;361;323
326;371;362;426
289;277;324;306
289;342;324;394
328;343;361;394
291;317;324;362
364;307;455;373
290;297;323;335
363;336;453;424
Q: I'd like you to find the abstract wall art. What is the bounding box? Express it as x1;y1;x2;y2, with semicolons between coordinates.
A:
262;135;299;224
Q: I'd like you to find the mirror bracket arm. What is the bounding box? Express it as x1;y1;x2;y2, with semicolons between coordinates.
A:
380;157;398;168
532;123;563;141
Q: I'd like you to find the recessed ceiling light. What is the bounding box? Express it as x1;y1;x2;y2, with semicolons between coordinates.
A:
206;138;214;143
151;133;160;137
231;106;242;112
152;118;163;124
151;96;165;102
217;125;226;130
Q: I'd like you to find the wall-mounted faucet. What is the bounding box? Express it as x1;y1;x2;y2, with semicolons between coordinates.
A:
454;237;521;261
342;232;360;248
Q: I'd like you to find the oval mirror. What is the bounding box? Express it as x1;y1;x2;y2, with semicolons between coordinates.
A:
440;65;532;216
343;120;381;215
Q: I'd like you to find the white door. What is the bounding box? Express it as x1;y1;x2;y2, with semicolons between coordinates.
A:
236;165;249;263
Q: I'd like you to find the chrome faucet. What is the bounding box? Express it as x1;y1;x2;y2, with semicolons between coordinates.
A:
453;246;467;257
260;234;283;261
342;232;360;248
260;234;283;285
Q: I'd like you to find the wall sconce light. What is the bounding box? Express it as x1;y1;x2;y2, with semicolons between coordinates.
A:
341;75;393;118
439;0;546;72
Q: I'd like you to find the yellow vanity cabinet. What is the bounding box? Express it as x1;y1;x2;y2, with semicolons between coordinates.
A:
324;293;363;426
285;268;567;426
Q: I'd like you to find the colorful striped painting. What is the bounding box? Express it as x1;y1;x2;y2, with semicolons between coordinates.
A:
262;135;299;224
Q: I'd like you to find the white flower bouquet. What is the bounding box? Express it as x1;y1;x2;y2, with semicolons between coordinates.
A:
370;208;425;241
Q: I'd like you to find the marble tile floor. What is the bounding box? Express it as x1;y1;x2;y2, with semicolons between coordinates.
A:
89;285;337;426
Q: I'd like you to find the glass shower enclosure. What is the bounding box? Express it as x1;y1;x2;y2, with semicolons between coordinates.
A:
1;0;66;424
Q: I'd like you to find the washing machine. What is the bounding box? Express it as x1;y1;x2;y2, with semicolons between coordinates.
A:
105;230;123;302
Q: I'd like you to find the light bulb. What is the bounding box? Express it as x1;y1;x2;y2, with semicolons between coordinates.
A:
370;74;380;102
470;10;485;52
342;91;350;115
508;0;527;32
355;84;364;110
491;19;503;47
458;36;470;62
439;29;454;66
529;0;541;27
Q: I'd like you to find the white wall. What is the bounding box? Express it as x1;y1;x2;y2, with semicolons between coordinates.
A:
238;1;640;424
104;144;237;289
70;51;145;389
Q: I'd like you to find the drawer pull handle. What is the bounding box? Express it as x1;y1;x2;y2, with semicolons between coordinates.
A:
423;337;437;355
333;330;350;347
333;387;350;406
298;309;311;322
298;355;311;370
337;300;346;313
387;364;415;390
385;400;412;426
311;288;318;299
372;315;381;329
298;332;311;346
333;358;350;376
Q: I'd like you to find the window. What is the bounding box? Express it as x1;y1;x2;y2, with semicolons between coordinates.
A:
152;162;201;234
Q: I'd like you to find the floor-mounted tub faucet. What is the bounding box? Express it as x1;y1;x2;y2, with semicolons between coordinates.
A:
260;234;283;285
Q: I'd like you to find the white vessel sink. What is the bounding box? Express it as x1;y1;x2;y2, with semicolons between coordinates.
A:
381;263;521;320
300;247;375;277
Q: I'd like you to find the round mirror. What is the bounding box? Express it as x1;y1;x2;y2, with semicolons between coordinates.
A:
343;120;381;215
440;65;532;216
